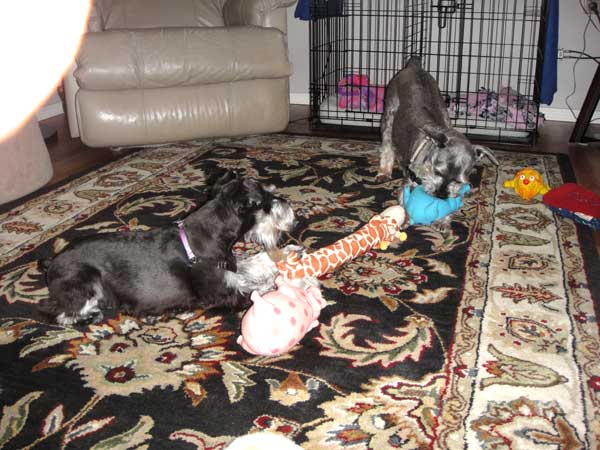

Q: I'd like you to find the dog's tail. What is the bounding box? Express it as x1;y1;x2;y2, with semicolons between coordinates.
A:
406;55;423;68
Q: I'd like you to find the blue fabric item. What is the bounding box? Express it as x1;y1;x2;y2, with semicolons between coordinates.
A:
295;0;343;20
404;184;471;226
294;0;311;20
540;0;559;105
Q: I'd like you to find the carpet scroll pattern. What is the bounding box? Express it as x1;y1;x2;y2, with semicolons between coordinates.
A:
0;134;598;449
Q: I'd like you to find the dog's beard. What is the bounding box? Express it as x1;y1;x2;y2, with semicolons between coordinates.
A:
419;172;443;196
445;181;466;198
419;172;466;199
412;154;474;198
410;163;445;196
244;199;295;250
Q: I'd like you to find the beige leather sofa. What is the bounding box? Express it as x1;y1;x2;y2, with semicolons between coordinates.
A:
64;0;296;148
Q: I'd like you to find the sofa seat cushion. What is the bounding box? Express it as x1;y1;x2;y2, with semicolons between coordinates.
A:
76;78;290;147
75;26;291;90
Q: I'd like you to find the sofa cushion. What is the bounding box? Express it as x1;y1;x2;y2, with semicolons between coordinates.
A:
75;26;291;90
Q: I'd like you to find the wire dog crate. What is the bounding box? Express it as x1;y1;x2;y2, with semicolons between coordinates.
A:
309;0;548;143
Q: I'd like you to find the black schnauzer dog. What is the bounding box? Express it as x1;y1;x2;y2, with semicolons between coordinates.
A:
38;171;295;326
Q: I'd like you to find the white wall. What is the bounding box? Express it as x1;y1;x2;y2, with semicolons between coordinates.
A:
550;3;599;121
286;4;600;122
287;7;311;106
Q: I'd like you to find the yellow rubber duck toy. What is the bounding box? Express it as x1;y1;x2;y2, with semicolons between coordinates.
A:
503;168;550;200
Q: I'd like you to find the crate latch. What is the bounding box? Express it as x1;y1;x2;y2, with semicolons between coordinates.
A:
432;1;459;28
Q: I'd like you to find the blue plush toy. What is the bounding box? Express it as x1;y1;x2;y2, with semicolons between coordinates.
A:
403;184;471;225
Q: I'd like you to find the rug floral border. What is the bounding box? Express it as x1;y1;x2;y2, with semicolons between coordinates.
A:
437;151;600;449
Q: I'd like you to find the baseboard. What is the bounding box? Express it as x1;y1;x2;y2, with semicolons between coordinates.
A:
540;106;600;123
290;93;597;124
36;102;64;121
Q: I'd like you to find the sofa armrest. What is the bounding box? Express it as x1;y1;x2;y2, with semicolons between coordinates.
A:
223;0;296;32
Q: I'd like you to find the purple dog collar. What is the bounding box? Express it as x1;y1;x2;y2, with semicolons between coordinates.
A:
175;220;197;264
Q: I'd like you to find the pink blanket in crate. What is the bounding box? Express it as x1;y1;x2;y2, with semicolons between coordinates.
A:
337;74;385;113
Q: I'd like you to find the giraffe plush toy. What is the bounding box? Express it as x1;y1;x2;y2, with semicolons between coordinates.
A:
277;205;408;281
237;205;407;356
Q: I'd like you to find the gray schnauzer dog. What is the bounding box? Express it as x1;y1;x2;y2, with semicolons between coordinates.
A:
39;171;295;326
378;56;498;199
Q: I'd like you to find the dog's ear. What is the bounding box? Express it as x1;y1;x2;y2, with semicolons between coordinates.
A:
217;177;242;200
209;170;239;197
218;178;261;212
473;145;499;166
214;170;237;185
420;124;449;148
242;179;265;208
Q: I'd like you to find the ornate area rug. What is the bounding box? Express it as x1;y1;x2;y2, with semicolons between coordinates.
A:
1;134;598;450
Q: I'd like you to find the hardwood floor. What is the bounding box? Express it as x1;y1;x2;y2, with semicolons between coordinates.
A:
38;105;600;254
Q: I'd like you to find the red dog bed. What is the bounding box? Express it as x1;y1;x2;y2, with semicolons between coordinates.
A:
543;183;600;230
